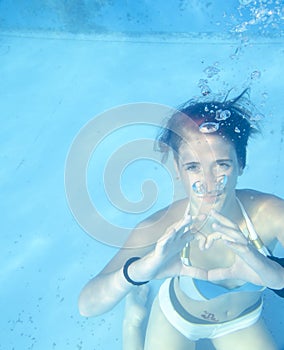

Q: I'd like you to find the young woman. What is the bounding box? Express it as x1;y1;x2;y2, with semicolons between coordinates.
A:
78;90;284;349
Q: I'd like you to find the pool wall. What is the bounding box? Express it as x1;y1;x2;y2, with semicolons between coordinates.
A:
1;3;284;349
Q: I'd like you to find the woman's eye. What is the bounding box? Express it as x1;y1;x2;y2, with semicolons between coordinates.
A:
184;164;200;172
218;162;231;170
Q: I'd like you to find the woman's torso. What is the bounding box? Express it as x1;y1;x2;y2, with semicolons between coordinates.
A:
168;189;277;323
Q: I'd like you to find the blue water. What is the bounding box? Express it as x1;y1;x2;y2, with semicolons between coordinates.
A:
1;1;284;349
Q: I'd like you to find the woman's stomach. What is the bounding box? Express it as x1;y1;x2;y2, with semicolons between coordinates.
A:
173;277;263;323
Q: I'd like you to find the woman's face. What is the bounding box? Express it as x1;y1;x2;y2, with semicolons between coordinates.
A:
176;129;243;213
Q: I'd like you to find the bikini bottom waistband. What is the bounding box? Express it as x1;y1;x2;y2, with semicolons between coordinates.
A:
158;278;263;341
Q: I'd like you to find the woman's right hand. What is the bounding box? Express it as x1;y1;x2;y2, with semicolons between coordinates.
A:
127;206;206;282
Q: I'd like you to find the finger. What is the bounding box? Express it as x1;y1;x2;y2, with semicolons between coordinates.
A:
164;216;189;238
156;226;177;251
194;233;207;251
158;216;192;249
224;240;249;254
181;212;192;230
211;224;247;244
204;232;229;249
181;217;192;233
161;225;176;241
167;211;191;234
180;232;195;247
205;227;243;249
189;214;207;233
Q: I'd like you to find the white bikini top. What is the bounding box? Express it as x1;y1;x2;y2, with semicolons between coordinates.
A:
236;198;270;256
178;198;270;301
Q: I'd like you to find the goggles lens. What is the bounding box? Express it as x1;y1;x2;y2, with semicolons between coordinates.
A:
192;175;228;197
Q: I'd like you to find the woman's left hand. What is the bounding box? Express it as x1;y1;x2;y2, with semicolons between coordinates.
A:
194;210;283;288
200;210;248;252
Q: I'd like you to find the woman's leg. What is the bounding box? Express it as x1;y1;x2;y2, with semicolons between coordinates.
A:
123;285;150;350
211;318;277;350
144;296;196;350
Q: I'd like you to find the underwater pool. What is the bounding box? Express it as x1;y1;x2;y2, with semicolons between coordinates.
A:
1;1;284;349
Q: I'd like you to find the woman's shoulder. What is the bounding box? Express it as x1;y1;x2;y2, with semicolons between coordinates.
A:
237;188;284;220
236;188;284;208
237;188;284;242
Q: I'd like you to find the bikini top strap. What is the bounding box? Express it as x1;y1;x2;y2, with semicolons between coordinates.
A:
236;197;270;256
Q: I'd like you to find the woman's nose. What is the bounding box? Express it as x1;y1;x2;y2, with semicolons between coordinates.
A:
203;171;216;193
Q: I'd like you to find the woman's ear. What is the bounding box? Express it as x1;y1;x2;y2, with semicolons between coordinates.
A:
174;159;181;180
238;166;244;176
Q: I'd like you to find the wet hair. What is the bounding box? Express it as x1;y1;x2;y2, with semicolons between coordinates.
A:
156;89;260;169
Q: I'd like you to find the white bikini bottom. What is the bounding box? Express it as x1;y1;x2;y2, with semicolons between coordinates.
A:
158;278;263;341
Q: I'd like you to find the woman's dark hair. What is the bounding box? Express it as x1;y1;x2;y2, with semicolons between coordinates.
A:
156;89;260;169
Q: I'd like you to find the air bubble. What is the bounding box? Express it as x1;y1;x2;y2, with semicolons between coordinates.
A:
239;0;253;4
192;181;206;195
251;70;261;80
234;22;248;33
198;78;211;96
201;86;211;96
215;109;231;121
198;79;208;87
199;122;219;133
250;113;264;122
203;66;220;78
235;127;241;133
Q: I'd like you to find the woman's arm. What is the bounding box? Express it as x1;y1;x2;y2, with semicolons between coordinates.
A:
78;204;193;317
78;260;138;317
